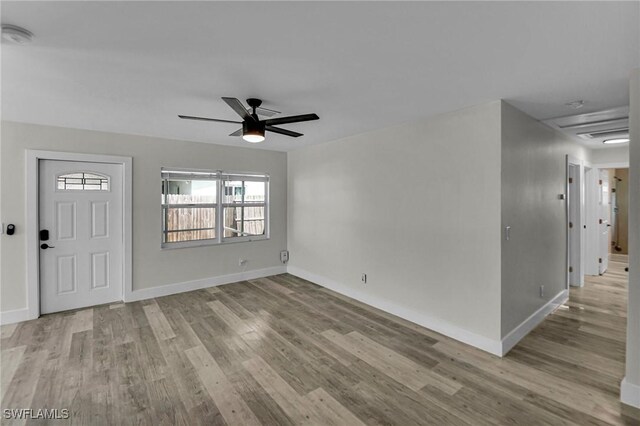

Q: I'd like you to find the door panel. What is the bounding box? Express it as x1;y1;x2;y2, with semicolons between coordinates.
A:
56;255;77;294
91;201;109;238
39;160;123;314
56;201;77;240
91;252;110;289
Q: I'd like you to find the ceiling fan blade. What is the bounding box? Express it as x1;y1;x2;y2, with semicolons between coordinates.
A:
265;125;303;138
263;113;319;126
229;129;243;137
178;115;241;124
222;97;252;120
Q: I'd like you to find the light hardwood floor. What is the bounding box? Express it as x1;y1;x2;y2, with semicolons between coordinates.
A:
1;258;639;425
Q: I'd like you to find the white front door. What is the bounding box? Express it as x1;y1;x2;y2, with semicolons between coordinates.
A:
598;169;610;275
39;160;123;314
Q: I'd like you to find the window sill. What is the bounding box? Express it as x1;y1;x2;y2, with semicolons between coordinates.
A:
161;235;269;250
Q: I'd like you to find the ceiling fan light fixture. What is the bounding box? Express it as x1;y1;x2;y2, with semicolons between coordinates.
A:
242;120;266;143
243;133;265;143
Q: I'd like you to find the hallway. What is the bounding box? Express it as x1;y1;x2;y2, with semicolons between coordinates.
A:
506;254;637;423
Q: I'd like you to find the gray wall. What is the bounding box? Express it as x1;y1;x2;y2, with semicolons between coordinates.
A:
591;146;629;166
0;121;287;312
500;102;591;337
625;68;640;400
287;102;503;341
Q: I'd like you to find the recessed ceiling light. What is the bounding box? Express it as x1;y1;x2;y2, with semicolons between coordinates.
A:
603;138;629;145
1;24;33;44
565;100;585;109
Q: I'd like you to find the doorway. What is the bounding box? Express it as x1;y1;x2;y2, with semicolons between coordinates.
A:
601;168;629;269
583;165;629;277
26;151;132;319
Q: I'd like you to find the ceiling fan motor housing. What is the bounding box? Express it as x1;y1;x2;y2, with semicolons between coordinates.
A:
243;119;265;136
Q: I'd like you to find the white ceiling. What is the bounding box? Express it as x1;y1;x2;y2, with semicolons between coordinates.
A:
2;1;639;151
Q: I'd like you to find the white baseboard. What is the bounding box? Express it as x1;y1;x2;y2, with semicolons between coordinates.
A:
0;308;31;325
500;289;569;356
1;266;287;325
124;265;287;302
0;265;568;361
287;266;503;356
621;377;640;408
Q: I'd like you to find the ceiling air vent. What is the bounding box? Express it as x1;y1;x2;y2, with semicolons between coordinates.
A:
542;106;629;148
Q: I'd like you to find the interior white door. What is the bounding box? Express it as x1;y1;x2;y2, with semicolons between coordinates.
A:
598;169;610;275
568;164;580;286
39;160;123;314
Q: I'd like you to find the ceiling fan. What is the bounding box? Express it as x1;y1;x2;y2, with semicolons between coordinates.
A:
179;97;319;143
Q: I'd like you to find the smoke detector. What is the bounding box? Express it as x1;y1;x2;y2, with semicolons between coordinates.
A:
565;100;585;109
1;25;33;44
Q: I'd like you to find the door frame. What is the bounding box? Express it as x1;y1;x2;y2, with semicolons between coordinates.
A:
584;164;600;276
25;150;133;320
588;162;629;277
566;155;585;288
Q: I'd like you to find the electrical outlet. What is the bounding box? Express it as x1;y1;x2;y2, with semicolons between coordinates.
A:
280;250;289;264
540;285;544;298
361;273;367;284
239;258;248;267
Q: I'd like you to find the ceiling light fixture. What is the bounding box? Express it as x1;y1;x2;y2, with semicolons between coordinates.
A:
603;138;629;145
1;24;33;44
242;120;266;143
565;100;585;109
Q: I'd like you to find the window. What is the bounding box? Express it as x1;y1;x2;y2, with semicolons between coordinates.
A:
57;172;109;191
161;169;269;248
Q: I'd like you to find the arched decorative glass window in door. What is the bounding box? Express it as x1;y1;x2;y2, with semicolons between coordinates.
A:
56;172;110;191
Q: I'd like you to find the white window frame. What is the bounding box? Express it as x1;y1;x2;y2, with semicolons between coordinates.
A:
161;168;270;249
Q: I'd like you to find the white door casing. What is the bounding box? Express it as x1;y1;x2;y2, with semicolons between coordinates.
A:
39;160;124;313
584;166;600;276
568;163;581;286
566;155;585;288
599;169;610;275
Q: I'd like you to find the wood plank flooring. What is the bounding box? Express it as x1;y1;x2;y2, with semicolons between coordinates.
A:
1;259;639;425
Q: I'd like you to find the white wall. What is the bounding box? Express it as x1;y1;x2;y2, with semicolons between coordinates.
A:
500;102;591;338
287;102;503;348
0;121;287;314
622;68;640;409
591;146;629;166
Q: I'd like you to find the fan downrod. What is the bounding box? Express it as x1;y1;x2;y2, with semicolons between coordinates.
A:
246;98;263;114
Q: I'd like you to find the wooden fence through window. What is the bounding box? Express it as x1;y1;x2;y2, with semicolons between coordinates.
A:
164;194;264;242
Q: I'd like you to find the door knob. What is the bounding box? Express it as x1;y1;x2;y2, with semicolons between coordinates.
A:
40;243;55;249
